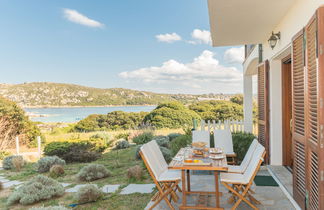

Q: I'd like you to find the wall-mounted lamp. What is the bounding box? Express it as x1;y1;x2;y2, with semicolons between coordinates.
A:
268;31;281;50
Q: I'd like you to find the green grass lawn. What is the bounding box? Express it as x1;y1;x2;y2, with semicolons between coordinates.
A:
0;146;154;210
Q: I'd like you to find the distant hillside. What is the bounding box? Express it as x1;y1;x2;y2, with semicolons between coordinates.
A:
0;82;233;107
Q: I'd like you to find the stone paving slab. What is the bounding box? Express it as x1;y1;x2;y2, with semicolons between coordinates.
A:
120;184;155;194
102;184;120;193
61;183;72;188
3;180;23;188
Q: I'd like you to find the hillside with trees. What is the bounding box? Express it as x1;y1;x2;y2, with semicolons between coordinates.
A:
0;82;234;107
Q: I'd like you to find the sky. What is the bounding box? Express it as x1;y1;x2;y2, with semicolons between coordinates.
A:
0;0;246;94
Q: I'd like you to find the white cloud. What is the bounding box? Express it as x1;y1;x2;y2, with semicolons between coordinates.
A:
119;50;243;93
190;29;212;45
224;47;244;64
63;8;104;28
156;33;182;43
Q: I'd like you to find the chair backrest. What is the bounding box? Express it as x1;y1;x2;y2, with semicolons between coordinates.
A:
140;142;165;179
213;128;233;154
192;130;210;147
239;139;258;172
147;140;168;171
243;143;266;183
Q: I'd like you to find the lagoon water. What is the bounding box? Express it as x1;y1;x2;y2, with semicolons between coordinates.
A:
24;106;156;123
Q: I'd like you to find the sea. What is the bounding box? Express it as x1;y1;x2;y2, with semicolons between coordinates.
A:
24;106;156;123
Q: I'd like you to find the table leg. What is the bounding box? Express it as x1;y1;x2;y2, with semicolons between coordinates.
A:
186;170;191;192
214;171;220;208
181;169;186;209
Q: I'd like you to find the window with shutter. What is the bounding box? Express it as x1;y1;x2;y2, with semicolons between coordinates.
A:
292;29;307;209
292;7;324;209
257;61;270;163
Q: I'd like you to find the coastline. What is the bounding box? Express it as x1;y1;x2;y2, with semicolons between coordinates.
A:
22;104;157;109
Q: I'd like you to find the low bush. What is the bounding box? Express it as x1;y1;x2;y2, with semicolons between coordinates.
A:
7;175;64;205
49;165;65;178
127;165;143;180
168;133;182;141
170;135;192;156
132;131;154;145
12;156;24;171
232;132;256;162
77;164;111;181
44;141;102;163
135;145;142;160
115;132;130;141
75;184;102;203
3;155;23;170
154;136;170;148
29;206;69;210
114;140;130;150
37;156;65;173
159;146;172;163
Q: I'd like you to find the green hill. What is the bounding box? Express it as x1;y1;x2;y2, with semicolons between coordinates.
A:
0;82;233;107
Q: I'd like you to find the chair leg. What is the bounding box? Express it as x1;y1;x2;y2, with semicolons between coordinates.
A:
222;182;258;210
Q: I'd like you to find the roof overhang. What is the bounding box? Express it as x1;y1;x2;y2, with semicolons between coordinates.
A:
208;0;296;46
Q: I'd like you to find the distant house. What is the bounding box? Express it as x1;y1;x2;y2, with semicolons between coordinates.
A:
208;0;324;209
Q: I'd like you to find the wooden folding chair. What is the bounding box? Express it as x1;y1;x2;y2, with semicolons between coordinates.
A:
140;141;181;210
220;143;266;210
213;128;237;164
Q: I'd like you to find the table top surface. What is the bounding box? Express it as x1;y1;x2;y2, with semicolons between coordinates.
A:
168;148;228;171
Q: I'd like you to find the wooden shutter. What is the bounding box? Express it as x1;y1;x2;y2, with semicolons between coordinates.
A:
305;8;324;210
258;61;270;163
292;29;307;209
292;7;324;209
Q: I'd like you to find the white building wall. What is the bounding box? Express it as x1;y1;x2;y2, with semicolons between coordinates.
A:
243;0;324;165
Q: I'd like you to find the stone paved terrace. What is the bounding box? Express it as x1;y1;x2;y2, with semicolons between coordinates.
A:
145;167;297;210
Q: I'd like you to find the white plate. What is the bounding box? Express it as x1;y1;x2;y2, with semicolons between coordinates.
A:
209;155;225;160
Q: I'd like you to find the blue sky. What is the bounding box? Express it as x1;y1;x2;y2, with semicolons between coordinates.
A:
0;0;244;94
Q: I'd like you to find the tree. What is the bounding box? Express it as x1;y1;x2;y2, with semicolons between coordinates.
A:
230;94;243;105
143;102;201;129
0;96;41;149
189;100;243;121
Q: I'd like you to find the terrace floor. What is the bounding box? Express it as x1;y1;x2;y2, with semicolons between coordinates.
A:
145;167;296;210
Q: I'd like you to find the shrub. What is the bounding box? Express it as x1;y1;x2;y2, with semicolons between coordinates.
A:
115;132;130;141
160;147;173;163
7;175;64;205
132;131;154;145
3;155;23;170
75;184;102;203
153;136;170;148
37;156;65;173
44;141;102;163
232;132;256;162
114;140;130;150
77;164;111;181
127;165;143;180
135;145;142;160
29;206;69;210
12;156;24;171
143;102;201;129
49;165;65;178
168;133;182;141
170;135;192;156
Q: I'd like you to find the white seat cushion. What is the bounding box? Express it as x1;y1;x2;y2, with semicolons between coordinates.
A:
158;170;181;182
227;165;244;173
220;172;248;185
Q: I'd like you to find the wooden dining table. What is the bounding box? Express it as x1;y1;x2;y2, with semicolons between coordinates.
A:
168;148;228;210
